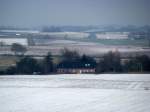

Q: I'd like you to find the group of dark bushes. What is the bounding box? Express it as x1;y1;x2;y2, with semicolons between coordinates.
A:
96;51;150;73
0;49;150;75
1;52;54;75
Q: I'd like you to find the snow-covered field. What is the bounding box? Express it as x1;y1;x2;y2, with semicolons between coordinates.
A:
0;38;28;45
0;74;150;112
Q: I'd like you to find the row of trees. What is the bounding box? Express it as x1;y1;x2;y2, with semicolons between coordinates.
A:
96;51;122;73
2;52;53;75
1;46;150;75
3;49;96;75
123;55;150;72
96;51;150;73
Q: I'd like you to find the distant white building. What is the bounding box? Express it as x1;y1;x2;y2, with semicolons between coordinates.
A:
0;38;28;46
96;32;129;39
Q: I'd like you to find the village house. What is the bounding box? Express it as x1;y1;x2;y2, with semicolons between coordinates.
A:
57;61;96;74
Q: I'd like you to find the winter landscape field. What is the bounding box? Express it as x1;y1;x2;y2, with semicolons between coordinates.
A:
0;74;150;112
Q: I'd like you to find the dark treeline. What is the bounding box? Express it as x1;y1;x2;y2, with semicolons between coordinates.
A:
0;49;150;75
96;51;150;73
3;52;54;75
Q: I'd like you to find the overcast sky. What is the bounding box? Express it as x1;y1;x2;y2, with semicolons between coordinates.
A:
0;0;150;27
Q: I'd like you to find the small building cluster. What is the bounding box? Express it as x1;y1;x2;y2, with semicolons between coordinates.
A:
57;61;96;74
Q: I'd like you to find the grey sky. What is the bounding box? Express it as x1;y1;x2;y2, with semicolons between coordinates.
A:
0;0;150;27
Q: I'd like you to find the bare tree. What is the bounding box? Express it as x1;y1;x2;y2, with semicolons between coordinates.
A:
0;41;5;47
11;43;27;56
61;48;80;61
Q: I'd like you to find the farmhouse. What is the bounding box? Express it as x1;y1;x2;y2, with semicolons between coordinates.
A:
57;61;96;74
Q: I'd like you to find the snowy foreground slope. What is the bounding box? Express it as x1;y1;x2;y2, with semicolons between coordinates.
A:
0;74;150;112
